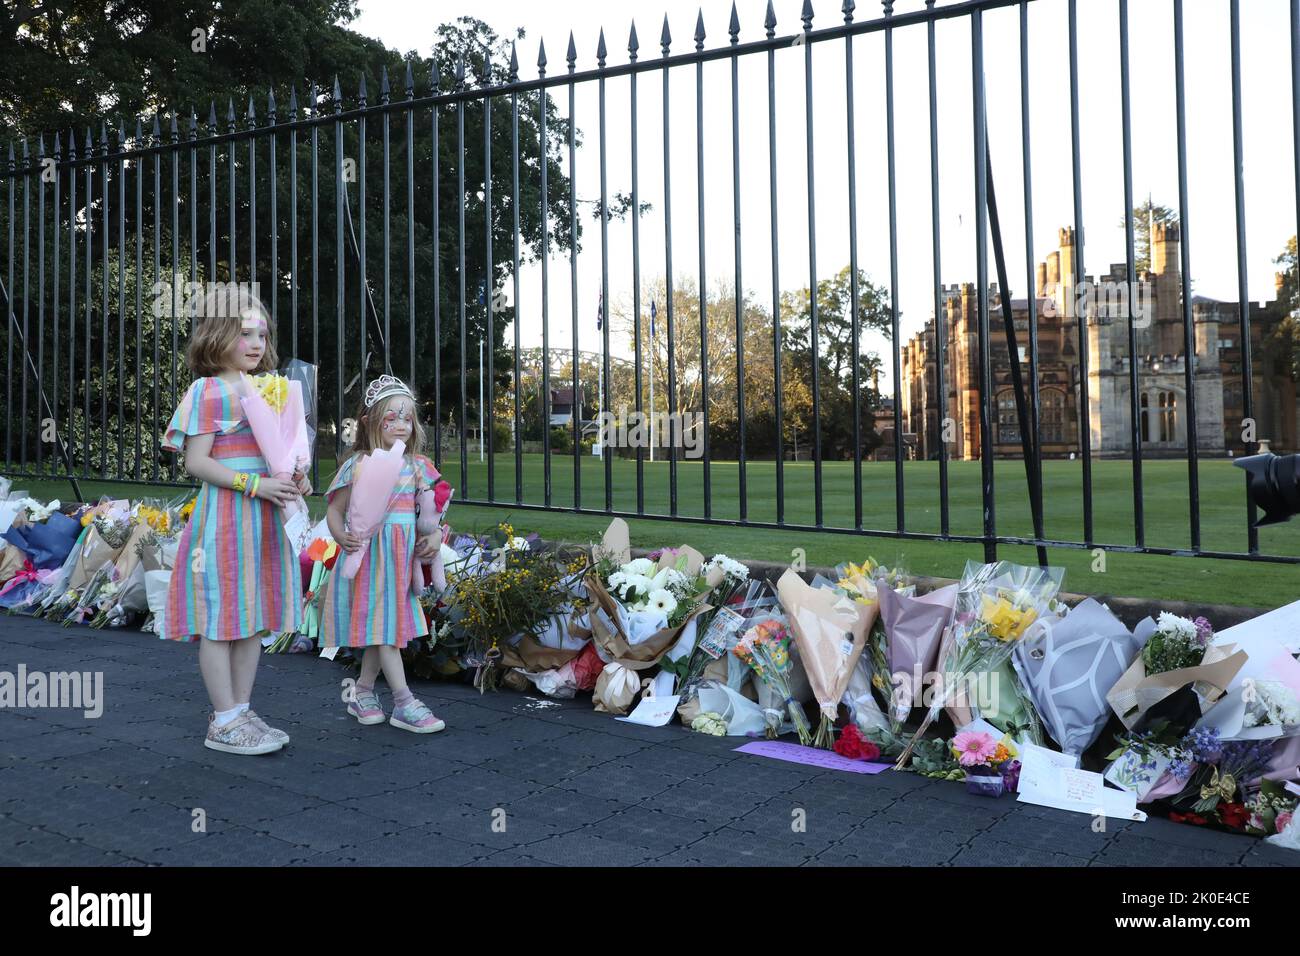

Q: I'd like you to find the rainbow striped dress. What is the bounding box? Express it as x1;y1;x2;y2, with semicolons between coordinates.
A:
319;452;438;649
160;376;303;643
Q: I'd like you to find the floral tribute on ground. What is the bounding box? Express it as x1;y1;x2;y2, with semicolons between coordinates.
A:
2;477;1298;851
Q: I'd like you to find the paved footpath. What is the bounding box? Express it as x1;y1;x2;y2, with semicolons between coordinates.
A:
1;616;1296;867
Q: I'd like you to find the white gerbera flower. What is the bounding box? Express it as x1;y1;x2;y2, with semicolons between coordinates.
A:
648;589;678;617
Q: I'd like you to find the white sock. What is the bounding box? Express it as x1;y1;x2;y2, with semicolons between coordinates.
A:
236;702;250;715
213;706;243;728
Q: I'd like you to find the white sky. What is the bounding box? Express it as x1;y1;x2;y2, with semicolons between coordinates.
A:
352;0;1300;391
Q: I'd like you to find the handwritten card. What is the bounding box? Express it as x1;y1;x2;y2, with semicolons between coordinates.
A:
733;740;891;774
616;694;681;727
1018;760;1145;822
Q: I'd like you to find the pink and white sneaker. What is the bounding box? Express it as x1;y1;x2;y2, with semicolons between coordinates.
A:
347;689;386;726
389;698;446;734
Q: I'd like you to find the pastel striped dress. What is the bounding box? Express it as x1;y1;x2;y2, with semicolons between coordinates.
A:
319;453;437;649
160;376;303;642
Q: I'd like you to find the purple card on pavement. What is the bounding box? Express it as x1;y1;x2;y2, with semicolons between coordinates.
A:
733;741;892;774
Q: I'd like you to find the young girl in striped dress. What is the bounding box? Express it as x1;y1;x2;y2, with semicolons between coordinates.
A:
323;374;447;733
162;291;307;755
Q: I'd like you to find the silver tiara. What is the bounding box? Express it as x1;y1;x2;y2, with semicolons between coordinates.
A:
363;374;414;409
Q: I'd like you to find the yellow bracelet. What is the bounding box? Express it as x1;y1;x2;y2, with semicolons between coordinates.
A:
232;472;249;494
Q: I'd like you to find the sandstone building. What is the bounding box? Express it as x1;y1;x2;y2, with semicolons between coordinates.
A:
900;224;1298;460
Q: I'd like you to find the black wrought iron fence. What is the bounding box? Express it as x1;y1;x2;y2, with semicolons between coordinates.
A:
2;0;1299;567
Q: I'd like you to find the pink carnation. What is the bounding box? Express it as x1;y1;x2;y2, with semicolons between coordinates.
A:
952;731;997;768
1278;811;1294;834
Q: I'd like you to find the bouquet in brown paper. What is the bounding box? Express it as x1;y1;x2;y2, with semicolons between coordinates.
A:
775;569;877;749
1106;612;1248;730
65;501;132;592
584;519;724;714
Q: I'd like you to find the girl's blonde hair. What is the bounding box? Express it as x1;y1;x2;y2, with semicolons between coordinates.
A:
184;288;278;376
348;390;428;478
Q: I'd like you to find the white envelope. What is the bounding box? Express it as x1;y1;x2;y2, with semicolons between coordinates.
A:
1215;601;1300;655
1018;760;1146;822
616;694;681;727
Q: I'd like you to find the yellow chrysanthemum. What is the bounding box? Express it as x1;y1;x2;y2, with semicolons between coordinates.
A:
981;595;1037;641
253;373;290;412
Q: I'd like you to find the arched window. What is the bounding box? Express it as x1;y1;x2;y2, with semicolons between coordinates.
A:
998;391;1020;444
1140;392;1150;443
1159;391;1178;443
1040;389;1066;443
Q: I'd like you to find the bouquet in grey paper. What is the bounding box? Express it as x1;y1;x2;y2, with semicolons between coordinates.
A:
1013;598;1147;755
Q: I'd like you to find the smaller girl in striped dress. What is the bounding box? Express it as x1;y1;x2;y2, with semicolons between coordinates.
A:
162;291;306;755
322;375;447;733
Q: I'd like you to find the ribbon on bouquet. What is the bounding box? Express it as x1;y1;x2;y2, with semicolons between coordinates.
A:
0;559;54;597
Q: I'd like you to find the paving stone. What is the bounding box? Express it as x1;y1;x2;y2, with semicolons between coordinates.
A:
816;819;969;866
0;617;1281;867
952;835;1093;866
519;832;659;866
1;728;108;761
1092;830;1243;867
414;766;552;808
5;783;159;828
1239;843;1300;867
585;807;720;851
146;826;308;866
553;763;684;802
502;787;632;825
981;812;1115;860
44;802;219;858
544;731;658;760
258;803;402;851
329;749;467;790
463;849;560;866
447;809;567;848
874;797;1007;834
638;780;770;824
476;746;604;785
727;801;864;852
699;757;830;792
303;829;487;866
0;825;134;866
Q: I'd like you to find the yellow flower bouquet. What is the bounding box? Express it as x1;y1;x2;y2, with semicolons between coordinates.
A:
895;560;1063;769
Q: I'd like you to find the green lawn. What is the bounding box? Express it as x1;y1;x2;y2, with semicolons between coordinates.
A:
9;454;1298;610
